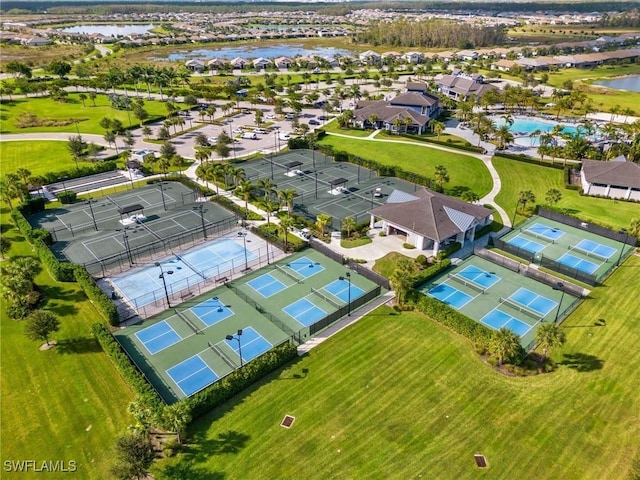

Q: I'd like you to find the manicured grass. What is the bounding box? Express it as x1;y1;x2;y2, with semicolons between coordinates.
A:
492;157;639;230
0;140;89;177
340;236;372;248
321;121;373;137
319;135;493;197
0;206;133;479
156;255;640;478
372;251;415;278
0;93;178;135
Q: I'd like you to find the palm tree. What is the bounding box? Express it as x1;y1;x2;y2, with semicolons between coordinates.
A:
194;147;212;165
342;216;356;239
495;124;514;150
0;174;27;209
433;165;449;191
368;113;379;129
279;216;294;251
315;213;332;237
461;191;480;203
535;323;566;367
490;327;521;366
517;190;536;215
389;257;416;306
160;403;192;445
545;188;562;206
432;120;445;139
15;167;31;188
235;179;254;218
628;218;640;239
257;178;277;201
278;189;296;217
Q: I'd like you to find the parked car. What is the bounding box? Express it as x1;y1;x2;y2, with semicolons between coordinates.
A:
279;132;291;141
318;115;329;121
241;132;258;140
285;113;296;120
266;113;276;119
254;128;268;134
309;119;320;125
232;128;242;134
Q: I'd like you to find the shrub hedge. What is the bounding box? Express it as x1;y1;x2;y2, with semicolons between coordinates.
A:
91;323;163;408
146;176;215;197
416;295;493;348
187;341;298;418
412;258;452;288
209;194;263;221
39;160;117;185
493;153;567;170
401;133;485;153
440;242;461;257
76;268;119;325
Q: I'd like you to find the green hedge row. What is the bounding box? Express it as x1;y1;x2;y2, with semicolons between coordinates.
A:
39;161;117;186
91;323;163;408
412;259;452;288
493;153;567;170
17;197;46;216
253;224;307;253
187;341;298;418
402;133;485;153
209;194;263;221
146;176;215;197
10;210;75;282
440;242;462;257
416;295;493;347
76;269;119;325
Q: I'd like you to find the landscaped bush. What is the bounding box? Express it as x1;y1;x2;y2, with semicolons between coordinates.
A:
40;161;117;185
416;295;493;348
91;323;163;408
403;242;416;249
187;341;298;419
415;255;429;267
76;268;119;325
31;228;53;246
412;258;452;288
439;242;461;257
254;224;307;252
494;153;566;170
402;133;484;153
209;194;263;221
146;176;215;197
57;190;77;204
18;197;47;216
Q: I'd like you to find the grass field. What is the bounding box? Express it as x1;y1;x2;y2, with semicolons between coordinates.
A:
0;93;178;135
0;140;89;177
0;206;133;479
0;44;88;70
492;157;639;230
319;134;493;197
155;254;640;479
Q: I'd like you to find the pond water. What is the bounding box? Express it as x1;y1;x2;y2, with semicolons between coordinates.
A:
59;24;155;36
594;75;640;92
159;45;352;61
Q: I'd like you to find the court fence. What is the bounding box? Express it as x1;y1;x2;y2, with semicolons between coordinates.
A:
490;237;536;263
84;214;238;278
309;285;382;336
537;207;636;245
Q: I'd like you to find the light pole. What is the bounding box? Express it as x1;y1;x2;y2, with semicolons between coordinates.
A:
339;272;352;316
226;329;244;368
122;231;133;266
158;182;167;211
194;204;207;239
229;120;236;159
553;282;566;323
155;262;174;308
86;198;98;231
616;228;629;267
238;231;249;271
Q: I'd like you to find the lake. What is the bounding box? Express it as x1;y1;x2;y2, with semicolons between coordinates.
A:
594;75;640;92
59;24;155;36
159;45;352;61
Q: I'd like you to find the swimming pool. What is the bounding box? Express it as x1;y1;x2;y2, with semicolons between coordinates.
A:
493;117;580;136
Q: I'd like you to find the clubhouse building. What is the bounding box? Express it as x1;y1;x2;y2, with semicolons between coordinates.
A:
369;188;493;255
580;158;640;201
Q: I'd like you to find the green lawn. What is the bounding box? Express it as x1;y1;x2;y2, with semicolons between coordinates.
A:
156;255;640;479
319;135;493;197
0;207;133;479
372;251;416;278
0;93;177;135
0;140;89;177
492;157;639;230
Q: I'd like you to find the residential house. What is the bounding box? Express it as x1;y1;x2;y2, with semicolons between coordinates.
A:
437;71;496;100
580;158;640;201
230;57;249;70
274;56;293;69
492;59;517;71
369;188;493;254
359;50;382;65
184;59;205;72
404;51;424;64
253;57;272;70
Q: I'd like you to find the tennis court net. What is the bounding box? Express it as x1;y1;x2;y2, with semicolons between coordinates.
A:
275;264;302;283
521;228;554;244
208;341;236;369
448;273;486;294
568;245;609;262
499;297;543;322
175;309;200;334
176;254;206;279
310;287;343;310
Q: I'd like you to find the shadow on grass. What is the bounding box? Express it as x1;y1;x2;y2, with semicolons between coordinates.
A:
559;352;604;372
155;461;225;480
187;430;250;463
55;336;103;355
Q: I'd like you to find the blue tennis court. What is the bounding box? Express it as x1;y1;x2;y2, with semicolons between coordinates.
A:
181;238;257;277
427;283;473;310
135;320;182;355
509;288;557;316
286;256;325;278
508;235;546;253
557;252;599;274
167;355;218;397
527;223;565;242
481;309;532;337
573;239;617;260
190;297;234;327
323;278;366;303
283;298;327;326
224;326;272;364
457;266;501;289
247;273;287;298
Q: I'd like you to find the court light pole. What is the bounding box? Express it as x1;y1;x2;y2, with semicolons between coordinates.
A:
155;262;174;308
194;204;207;239
86;198;98;231
158;182;168;211
238;231;249;271
615;228;628;267
226;329;244;368
338;272;352;316
553;282;565;323
315;172;318;199
122;231;133;267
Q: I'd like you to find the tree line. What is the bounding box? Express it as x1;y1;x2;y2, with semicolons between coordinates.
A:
355;19;506;49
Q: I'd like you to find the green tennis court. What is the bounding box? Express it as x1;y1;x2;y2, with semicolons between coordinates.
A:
233;149;420;226
114;248;383;403
418;256;581;348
